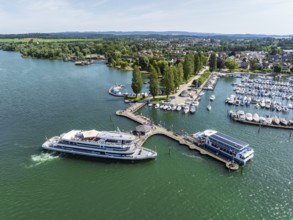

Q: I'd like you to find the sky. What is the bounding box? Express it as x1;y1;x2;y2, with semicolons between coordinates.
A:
0;0;292;35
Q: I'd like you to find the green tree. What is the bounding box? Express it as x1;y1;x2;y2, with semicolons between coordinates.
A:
290;67;293;73
139;56;149;71
224;59;238;72
273;64;282;73
249;58;259;71
194;53;200;73
157;60;169;76
183;54;194;80
201;53;208;66
198;52;203;71
131;66;143;97
177;63;184;83
149;65;160;99
163;67;175;98
209;52;217;72
172;66;180;90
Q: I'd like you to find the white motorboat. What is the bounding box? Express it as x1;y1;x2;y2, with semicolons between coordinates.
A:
190;105;196;114
184;105;190;114
245;113;253;121
253;113;260;122
207;104;211;111
210;95;216;101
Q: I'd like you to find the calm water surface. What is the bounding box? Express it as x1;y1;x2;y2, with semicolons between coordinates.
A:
0;51;292;220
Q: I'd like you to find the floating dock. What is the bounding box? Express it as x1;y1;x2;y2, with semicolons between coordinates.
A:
231;117;293;130
116;102;239;170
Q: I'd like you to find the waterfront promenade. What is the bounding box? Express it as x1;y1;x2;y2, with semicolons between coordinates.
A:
116;102;239;170
171;67;209;104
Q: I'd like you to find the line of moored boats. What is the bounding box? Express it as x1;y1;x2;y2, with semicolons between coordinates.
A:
149;100;200;114
225;95;292;113
229;110;293;127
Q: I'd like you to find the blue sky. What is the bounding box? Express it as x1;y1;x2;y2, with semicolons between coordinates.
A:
0;0;292;35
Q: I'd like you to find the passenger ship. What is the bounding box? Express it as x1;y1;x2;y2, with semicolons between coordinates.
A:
42;129;157;160
192;130;254;165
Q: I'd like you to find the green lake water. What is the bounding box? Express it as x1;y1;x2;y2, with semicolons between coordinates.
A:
0;51;292;220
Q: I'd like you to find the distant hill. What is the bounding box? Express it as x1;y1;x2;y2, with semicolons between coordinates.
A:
0;31;292;39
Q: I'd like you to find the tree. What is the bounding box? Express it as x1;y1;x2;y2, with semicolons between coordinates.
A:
172;66;180;90
290;67;293;73
273;64;282;73
163;67;174;98
131;66;143;97
138;56;149;71
249;58;259;71
194;53;200;73
198;52;203;71
217;57;225;69
209;52;217;72
177;63;184;83
224;59;238;72
157;60;168;76
149;65;160;99
183;54;194;80
201;53;208;66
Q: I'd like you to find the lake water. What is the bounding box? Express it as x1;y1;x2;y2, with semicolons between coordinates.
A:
0;51;292;220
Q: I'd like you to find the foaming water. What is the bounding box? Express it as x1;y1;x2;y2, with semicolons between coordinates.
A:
27;153;59;168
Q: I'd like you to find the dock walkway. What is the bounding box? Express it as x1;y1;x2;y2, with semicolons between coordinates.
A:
117;102;239;170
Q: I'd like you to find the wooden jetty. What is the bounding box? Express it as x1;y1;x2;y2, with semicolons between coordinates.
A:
117;102;239;170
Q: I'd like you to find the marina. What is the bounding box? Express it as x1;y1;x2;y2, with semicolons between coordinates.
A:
1;51;293;220
116;102;242;170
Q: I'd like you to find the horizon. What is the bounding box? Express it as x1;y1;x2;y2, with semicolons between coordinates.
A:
0;0;292;35
1;31;292;37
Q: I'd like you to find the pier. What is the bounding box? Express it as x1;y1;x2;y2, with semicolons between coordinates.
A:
231;117;293;130
116;102;239;170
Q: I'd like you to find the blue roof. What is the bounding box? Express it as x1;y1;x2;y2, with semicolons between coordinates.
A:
209;132;249;151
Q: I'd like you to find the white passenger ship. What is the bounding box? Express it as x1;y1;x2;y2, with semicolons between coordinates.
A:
42;129;157;160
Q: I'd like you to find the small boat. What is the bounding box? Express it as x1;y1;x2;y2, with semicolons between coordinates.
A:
193;101;200;107
207;104;211;111
253;113;260;122
148;103;153;107
199;92;205;96
190;105;196;114
210;95;216;101
154;103;160;109
245;113;253;121
288;120;293;126
171;105;177;111
259;117;266;123
280;118;288;126
265;118;272;125
283;107;289;113
272;117;280;125
184;105;189;114
177;105;182;111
